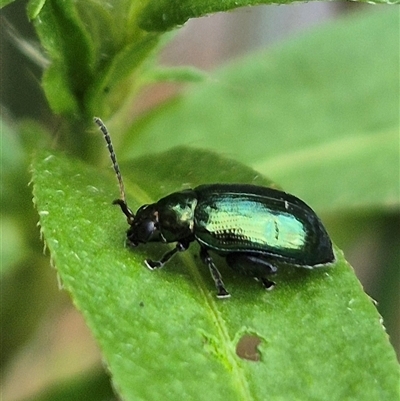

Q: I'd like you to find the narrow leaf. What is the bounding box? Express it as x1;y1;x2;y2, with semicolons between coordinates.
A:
31;0;95;116
138;0;399;32
32;148;399;401
0;0;15;9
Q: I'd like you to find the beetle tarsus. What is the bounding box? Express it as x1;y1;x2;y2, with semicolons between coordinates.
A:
145;259;163;270
216;287;231;299
200;247;230;298
260;277;275;291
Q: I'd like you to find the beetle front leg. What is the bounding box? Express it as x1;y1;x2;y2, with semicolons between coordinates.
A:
199;247;230;299
145;241;189;270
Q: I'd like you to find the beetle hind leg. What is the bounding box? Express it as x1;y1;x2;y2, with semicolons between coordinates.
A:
199;247;230;299
226;253;277;291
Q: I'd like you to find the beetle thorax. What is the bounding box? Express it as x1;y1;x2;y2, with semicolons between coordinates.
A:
157;190;198;243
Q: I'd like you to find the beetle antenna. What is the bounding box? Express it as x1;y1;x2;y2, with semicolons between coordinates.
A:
94;117;135;222
94;117;126;203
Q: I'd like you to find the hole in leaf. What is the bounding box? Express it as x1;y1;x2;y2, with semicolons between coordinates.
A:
235;334;262;362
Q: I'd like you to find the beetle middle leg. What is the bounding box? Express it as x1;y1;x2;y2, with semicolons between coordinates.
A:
226;253;277;291
199;247;230;299
145;241;189;270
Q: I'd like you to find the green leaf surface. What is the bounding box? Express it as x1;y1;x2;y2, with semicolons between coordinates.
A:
124;10;399;212
32;148;399;401
144;66;209;84
138;0;399;31
0;0;15;9
27;0;46;19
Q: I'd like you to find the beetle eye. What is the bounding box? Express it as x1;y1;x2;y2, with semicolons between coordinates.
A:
127;204;160;245
136;220;156;242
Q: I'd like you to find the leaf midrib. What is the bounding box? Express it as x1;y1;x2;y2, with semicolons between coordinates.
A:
181;251;254;401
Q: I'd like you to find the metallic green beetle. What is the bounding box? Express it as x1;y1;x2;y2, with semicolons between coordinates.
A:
95;118;335;298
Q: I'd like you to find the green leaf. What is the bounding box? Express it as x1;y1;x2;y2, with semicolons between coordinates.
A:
30;0;95;116
84;32;161;118
138;0;400;31
29;0;162;119
124;9;399;212
32;148;399;401
0;0;16;9
41;63;80;116
144;66;209;84
27;0;46;19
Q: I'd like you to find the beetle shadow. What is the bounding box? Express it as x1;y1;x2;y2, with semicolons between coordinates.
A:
119;239;334;300
202;250;335;300
126;242;197;276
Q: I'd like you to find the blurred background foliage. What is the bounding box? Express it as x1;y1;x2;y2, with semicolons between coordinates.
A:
1;1;399;400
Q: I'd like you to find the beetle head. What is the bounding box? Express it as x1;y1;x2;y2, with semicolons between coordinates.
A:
125;203;163;246
113;199;162;246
